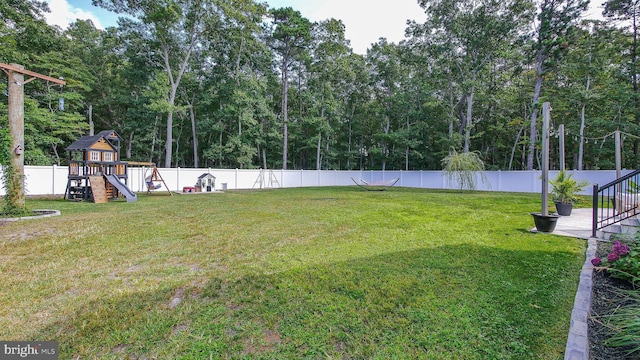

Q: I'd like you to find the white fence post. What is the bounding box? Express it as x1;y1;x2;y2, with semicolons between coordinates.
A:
176;167;180;191
52;164;57;195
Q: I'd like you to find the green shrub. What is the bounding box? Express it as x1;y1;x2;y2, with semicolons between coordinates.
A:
549;170;588;204
0;131;29;216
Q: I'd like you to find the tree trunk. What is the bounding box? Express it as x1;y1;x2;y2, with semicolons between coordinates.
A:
527;51;544;170
405;117;410;171
282;61;289;170
161;40;194;168
463;93;473;153
509;124;525;170
88;104;94;136
262;148;267;169
447;66;456;139
151;115;159;163
189;94;199;168
382;113;391;171
316;132;322;170
578;75;590;170
165;109;174;168
317;105;325;170
463;71;477;153
127;132;133;159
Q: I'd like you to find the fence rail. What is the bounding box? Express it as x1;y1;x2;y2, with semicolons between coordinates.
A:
592;169;640;237
0;166;632;196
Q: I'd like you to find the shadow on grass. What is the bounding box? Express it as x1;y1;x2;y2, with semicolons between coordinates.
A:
33;244;580;359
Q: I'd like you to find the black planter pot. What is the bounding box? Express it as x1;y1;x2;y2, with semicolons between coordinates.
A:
531;212;560;232
555;202;573;216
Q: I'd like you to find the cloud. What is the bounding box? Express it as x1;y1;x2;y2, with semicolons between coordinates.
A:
316;0;425;53
43;0;607;56
274;0;424;54
43;0;104;30
44;0;422;53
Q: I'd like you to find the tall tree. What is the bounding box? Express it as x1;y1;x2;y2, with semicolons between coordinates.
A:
526;0;588;170
604;0;640;165
269;7;312;170
0;1;87;166
417;0;533;153
551;21;625;169
94;0;226;167
308;19;354;169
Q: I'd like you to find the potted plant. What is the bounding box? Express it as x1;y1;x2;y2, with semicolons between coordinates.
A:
549;170;588;216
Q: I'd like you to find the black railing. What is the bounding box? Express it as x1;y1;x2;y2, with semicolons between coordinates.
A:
592;169;640;237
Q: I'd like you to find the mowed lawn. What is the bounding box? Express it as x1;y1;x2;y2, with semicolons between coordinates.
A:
0;187;585;359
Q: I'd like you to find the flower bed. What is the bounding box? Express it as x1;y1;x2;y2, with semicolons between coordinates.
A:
589;239;640;359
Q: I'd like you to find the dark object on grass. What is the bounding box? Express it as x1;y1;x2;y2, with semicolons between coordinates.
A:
531;212;560;232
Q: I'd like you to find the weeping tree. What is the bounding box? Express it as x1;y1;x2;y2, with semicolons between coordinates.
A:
442;149;489;190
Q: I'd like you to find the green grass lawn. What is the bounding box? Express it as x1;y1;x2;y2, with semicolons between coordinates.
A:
0;187;585;359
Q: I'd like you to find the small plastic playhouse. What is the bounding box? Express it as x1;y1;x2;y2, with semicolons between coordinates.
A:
196;173;216;192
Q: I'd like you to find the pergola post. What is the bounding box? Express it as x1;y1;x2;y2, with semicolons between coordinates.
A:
541;102;551;216
7;64;25;208
1;62;66;210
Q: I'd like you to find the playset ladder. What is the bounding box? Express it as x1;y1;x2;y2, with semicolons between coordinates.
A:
89;175;108;203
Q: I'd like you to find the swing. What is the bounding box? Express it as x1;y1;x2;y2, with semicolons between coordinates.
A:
142;166;171;195
145;168;163;190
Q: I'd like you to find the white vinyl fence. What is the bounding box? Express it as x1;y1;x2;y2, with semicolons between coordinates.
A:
0;165;632;196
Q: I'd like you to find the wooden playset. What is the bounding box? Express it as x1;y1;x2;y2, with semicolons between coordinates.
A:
64;130;138;202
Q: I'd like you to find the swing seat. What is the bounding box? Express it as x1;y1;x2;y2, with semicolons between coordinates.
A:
146;176;162;190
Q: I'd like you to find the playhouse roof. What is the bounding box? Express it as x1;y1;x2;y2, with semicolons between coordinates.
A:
198;173;216;179
66;130;121;151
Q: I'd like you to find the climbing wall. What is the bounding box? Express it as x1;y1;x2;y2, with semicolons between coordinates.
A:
89;175;108;203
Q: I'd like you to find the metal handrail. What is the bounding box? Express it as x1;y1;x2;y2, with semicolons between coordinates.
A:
592;169;640;237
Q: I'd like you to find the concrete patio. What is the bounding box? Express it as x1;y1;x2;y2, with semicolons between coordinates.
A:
546;208;593;239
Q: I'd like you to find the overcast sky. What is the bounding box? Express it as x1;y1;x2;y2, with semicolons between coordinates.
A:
44;0;607;55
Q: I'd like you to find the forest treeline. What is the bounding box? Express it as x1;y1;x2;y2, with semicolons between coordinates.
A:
1;0;639;171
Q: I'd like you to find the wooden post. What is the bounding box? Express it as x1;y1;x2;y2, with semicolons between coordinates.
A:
7;64;25;208
1;62;66;209
541;102;551;216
